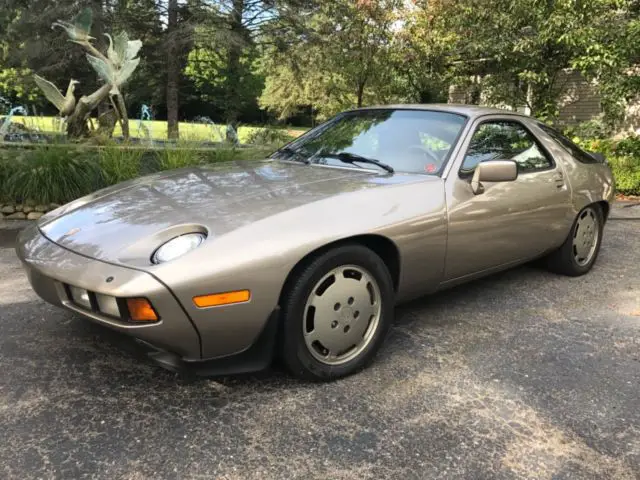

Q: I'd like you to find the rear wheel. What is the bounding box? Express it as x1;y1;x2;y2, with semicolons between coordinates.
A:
280;245;394;381
546;204;604;276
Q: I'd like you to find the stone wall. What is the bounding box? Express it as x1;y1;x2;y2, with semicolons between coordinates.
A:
0;202;58;220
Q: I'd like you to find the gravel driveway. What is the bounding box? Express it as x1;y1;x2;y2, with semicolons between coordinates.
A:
1;208;638;479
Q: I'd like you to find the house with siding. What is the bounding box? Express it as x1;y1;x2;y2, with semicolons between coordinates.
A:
448;69;639;133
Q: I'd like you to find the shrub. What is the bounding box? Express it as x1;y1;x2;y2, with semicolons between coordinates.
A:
572;133;640;196
245;127;292;147
233;146;274;160
562;118;611;140
4;146;102;204
198;146;273;163
609;156;640;196
0;151;14;202
573;137;617;157
614;134;640;158
98;145;144;185
198;147;236;164
155;146;203;171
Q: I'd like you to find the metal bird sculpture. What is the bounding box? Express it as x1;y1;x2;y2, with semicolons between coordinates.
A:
34;75;79;117
105;33;128;68
87;32;142;95
42;7;143;139
53;7;94;43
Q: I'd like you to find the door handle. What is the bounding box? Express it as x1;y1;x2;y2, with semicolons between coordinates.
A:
552;173;564;188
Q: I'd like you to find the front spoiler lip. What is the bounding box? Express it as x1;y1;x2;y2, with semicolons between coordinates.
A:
138;307;280;377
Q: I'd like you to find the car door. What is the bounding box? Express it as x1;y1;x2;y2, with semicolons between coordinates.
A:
442;116;573;282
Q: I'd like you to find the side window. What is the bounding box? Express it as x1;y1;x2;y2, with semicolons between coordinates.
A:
537;123;599;164
460;121;553;175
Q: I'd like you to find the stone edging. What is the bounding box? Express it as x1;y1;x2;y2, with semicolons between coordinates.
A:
1;202;59;221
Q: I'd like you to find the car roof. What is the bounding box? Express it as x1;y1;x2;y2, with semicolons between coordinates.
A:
352;104;532;120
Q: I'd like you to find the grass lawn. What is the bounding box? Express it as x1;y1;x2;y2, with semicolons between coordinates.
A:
9;116;307;143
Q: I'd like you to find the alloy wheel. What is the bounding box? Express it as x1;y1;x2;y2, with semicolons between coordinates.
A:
573;207;600;266
303;265;382;365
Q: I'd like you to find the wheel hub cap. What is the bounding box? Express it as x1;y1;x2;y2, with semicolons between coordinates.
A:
573;208;599;266
303;265;382;365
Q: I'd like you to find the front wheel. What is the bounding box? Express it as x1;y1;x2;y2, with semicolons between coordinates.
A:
546;204;604;276
279;245;395;381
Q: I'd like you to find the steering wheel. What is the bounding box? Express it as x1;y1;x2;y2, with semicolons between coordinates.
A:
407;145;441;166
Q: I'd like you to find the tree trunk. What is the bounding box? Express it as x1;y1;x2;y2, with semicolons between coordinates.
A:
356;82;365;108
91;0;105;55
524;83;533;116
167;0;180;140
356;67;370;108
225;0;245;126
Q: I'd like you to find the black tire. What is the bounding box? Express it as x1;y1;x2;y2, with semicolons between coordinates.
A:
279;244;395;381
546;204;604;276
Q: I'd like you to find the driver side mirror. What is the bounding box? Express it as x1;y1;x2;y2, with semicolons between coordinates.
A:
471;160;518;195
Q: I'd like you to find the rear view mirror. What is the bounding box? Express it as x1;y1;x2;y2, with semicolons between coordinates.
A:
471;160;518;195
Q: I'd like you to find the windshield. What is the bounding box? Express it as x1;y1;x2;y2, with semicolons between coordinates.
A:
272;109;467;175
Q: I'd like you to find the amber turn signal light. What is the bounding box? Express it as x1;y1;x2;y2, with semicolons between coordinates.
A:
193;290;250;308
126;298;159;322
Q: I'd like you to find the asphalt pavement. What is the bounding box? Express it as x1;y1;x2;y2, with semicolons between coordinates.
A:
0;209;638;479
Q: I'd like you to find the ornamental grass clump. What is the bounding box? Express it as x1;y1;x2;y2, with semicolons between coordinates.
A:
98;144;144;185
4;146;101;205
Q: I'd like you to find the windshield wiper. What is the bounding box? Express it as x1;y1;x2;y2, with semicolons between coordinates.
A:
277;146;310;164
321;152;395;174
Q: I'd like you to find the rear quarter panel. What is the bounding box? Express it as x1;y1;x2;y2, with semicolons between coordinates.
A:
527;121;615;219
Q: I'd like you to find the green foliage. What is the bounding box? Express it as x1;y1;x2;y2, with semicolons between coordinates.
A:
570;3;640;124
0;68;40;104
260;0;405;121
0;144;272;205
3;146;101;204
185;44;264;122
0;152;12;202
98;145;144;184
615;135;640;159
438;0;629;118
156;146;203;171
609;156;640;195
572;133;640;159
394;2;457;104
562;118;612;141
199;148;238;164
259;62;352;121
572;134;640;195
244;127;292;147
1;0;638;132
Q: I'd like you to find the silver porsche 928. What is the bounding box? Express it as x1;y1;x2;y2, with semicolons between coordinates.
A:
16;105;615;381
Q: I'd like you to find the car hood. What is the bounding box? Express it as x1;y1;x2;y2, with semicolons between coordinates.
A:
39;160;427;264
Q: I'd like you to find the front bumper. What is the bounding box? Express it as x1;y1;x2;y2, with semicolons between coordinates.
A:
16;224;202;360
16;224;279;375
